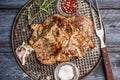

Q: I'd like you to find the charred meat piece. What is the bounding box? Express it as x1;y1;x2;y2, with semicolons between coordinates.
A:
29;14;95;65
69;16;94;37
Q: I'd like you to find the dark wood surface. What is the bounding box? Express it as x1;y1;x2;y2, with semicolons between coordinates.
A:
0;0;120;80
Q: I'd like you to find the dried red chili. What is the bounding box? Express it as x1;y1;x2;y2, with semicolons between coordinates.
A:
61;0;78;14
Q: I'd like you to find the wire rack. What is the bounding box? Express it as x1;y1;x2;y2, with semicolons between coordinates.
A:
11;0;102;80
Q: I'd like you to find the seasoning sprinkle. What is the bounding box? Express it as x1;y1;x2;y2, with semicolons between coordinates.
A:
61;0;78;14
58;65;74;80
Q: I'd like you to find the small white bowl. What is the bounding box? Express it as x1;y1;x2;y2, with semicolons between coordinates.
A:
54;62;79;80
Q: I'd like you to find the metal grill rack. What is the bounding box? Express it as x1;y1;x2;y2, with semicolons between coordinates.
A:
11;0;102;80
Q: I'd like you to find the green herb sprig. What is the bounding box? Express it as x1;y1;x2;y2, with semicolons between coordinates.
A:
25;7;35;25
35;0;55;14
25;0;55;25
33;21;55;43
39;21;55;38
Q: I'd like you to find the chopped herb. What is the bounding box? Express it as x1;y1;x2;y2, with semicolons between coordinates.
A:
25;7;35;25
24;0;55;25
39;21;55;37
35;0;55;14
32;21;55;43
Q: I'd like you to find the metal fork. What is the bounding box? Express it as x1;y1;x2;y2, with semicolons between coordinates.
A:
89;0;105;48
89;0;114;80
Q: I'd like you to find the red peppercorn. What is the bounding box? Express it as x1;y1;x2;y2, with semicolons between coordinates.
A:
61;0;77;14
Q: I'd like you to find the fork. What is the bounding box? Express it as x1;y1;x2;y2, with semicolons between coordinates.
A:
89;0;114;80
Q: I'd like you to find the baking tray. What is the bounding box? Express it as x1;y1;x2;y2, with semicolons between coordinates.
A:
11;0;103;79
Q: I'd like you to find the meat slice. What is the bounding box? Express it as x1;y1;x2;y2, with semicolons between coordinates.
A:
69;16;94;37
29;24;43;45
69;16;95;53
28;14;95;65
33;38;57;65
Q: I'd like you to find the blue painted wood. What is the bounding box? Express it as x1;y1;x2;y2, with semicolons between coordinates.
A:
0;0;28;9
0;53;32;80
0;0;120;9
0;0;120;80
0;9;19;52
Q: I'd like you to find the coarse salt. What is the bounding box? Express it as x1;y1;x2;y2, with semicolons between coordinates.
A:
58;65;74;80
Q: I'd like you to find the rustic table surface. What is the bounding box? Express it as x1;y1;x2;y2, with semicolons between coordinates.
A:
0;0;120;80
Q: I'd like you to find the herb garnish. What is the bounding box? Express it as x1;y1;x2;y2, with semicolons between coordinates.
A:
25;7;35;25
35;0;55;14
25;0;55;25
39;21;55;38
32;21;55;44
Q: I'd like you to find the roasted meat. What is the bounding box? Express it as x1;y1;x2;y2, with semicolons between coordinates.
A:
29;14;95;65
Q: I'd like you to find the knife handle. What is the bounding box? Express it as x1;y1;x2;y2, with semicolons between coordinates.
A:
101;48;114;80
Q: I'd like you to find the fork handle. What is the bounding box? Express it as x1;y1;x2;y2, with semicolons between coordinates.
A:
101;48;114;80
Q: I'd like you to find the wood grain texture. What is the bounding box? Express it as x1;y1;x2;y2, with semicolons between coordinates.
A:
0;0;28;9
0;9;19;52
101;48;114;80
0;53;32;80
0;52;120;80
0;9;120;80
92;0;120;9
0;52;104;80
100;10;120;53
0;52;119;80
0;0;120;79
0;9;120;52
0;0;120;9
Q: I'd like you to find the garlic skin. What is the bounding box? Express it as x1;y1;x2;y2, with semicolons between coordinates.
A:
16;42;34;65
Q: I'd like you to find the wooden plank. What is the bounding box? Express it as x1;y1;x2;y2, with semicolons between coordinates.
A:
0;0;120;9
0;9;120;53
93;0;120;9
0;9;19;52
85;51;120;80
0;0;28;9
108;52;120;80
100;10;120;53
0;51;120;80
0;6;120;80
0;52;102;80
0;53;32;80
85;62;105;80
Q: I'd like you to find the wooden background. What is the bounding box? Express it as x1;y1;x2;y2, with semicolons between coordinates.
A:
0;0;120;80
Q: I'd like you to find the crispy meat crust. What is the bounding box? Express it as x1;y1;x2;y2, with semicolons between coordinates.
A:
29;14;95;65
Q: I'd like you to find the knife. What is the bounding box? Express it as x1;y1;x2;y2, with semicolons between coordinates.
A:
89;0;114;80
